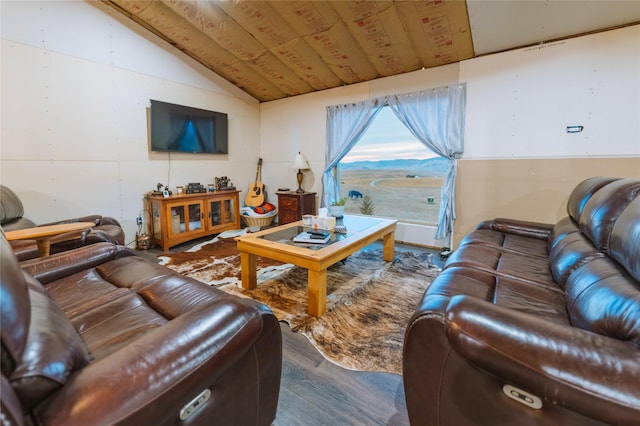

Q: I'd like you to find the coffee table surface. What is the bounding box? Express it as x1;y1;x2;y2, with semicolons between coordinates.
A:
238;215;395;262
236;215;397;317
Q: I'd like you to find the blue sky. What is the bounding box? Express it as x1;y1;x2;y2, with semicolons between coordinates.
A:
342;107;438;163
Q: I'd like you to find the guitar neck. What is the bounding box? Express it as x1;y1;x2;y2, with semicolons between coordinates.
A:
253;158;262;185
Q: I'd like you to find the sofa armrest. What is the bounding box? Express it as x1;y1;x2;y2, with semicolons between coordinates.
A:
94;216;122;227
20;243;134;284
39;215;102;226
445;295;640;424
34;297;274;425
476;218;554;240
40;215;122;228
1;375;25;426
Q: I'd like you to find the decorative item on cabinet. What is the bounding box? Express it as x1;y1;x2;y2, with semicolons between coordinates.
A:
291;152;310;193
215;176;235;191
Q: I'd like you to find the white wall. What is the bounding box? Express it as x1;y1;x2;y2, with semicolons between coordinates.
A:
461;24;640;159
0;1;261;243
2;1;638;248
260;25;640;247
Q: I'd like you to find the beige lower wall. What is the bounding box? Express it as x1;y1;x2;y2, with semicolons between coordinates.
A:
453;157;640;247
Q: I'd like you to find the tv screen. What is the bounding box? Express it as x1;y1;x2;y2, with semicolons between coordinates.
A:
149;100;228;154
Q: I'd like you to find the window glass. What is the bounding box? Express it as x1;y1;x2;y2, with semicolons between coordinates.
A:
339;107;446;225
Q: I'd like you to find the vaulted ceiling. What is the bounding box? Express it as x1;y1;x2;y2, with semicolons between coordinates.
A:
102;1;640;102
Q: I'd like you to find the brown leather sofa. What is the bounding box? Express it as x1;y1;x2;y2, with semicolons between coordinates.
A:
0;185;125;260
0;233;282;425
403;176;640;425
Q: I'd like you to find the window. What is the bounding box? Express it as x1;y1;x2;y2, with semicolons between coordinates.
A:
338;106;446;225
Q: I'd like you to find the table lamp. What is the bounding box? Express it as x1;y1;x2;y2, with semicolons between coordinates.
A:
292;152;310;193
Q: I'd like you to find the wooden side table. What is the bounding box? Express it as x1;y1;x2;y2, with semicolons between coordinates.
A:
277;192;316;224
5;222;96;257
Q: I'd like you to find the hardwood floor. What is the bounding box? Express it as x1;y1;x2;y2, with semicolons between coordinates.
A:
276;322;409;425
135;234;442;425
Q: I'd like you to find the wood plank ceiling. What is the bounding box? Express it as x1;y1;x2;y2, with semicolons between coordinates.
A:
102;1;640;102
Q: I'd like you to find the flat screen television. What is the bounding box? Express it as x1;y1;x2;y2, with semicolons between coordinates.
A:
149;99;228;154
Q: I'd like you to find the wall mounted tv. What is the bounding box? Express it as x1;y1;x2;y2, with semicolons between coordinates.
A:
149;100;228;154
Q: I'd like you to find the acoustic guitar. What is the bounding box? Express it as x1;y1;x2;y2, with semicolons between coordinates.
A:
245;158;265;206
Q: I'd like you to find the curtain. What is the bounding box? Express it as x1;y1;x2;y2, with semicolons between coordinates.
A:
192;117;211;152
387;84;466;239
167;116;188;151
323;84;466;240
322;98;384;207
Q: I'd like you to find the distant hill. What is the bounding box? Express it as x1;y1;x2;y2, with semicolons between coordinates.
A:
341;157;449;175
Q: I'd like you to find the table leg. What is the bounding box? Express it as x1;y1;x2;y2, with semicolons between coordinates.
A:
382;230;395;261
307;268;327;317
240;251;257;290
36;238;51;257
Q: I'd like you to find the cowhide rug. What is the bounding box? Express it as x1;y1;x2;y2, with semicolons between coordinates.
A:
158;230;440;375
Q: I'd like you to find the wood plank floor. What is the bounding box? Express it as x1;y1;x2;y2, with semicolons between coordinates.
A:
276;322;409;426
136;235;443;425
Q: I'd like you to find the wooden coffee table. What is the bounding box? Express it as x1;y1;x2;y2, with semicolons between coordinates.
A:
235;215;396;317
5;222;96;257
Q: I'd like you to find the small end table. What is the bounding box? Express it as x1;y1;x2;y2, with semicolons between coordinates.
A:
277;191;316;224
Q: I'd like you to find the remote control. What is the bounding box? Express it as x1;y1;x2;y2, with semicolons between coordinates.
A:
308;231;328;237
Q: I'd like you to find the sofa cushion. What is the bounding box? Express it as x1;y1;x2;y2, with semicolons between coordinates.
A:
0;185;25;225
548;216;581;252
43;268;133;319
446;242;557;291
70;293;168;361
1;230;90;410
548;231;607;289
461;228;549;258
1;236;31;376
42;254;234;361
608;196;640;282
566;176;620;223
493;276;569;324
10;288;90;410
565;257;640;348
579;178;640;253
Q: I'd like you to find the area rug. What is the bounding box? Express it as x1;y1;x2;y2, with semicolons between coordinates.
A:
158;230;440;375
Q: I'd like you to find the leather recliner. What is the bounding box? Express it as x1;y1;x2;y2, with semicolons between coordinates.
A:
0;185;125;260
0;233;282;425
403;176;640;425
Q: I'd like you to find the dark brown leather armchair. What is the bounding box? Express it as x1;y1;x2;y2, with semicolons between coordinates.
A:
0;233;282;425
403;177;640;425
0;185;125;260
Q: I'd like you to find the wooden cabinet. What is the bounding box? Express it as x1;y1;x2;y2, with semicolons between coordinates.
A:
277;192;316;224
146;191;240;251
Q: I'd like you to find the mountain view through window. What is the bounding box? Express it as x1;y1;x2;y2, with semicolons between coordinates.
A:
338;107;446;225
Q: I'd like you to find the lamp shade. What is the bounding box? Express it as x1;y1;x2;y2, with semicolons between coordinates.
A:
292;152;310;170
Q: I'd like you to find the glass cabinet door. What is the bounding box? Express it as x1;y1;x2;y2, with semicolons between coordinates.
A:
170;205;185;235
223;198;235;224
208;200;221;226
152;201;162;240
187;203;202;232
170;202;202;235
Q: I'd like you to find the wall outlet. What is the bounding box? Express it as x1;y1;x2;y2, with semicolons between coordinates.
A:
136;216;142;225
